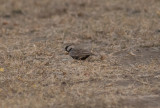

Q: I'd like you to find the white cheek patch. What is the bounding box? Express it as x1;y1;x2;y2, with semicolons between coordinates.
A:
67;45;75;52
66;46;72;52
65;45;72;52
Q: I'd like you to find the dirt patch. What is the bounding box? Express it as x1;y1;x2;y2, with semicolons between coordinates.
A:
113;46;160;65
119;95;160;108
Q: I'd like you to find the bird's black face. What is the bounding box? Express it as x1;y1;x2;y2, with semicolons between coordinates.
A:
65;45;72;52
65;46;69;52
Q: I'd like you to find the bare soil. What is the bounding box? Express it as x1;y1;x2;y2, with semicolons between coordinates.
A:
0;0;160;108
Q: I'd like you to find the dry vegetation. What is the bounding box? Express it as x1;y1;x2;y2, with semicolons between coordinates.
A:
0;0;160;108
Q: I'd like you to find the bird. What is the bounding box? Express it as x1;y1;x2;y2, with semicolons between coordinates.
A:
65;44;95;60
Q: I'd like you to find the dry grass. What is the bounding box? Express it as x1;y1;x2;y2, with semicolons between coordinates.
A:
0;0;160;108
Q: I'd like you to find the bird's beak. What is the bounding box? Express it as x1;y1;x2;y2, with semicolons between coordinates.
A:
64;52;69;55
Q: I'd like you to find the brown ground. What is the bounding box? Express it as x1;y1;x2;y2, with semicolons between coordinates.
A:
0;0;160;108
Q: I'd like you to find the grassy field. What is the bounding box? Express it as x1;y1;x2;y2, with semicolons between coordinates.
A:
0;0;160;108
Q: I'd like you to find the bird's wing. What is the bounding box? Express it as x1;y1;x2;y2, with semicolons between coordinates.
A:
70;49;93;57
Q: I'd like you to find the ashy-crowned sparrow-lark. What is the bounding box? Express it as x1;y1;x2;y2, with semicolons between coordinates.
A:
65;44;95;60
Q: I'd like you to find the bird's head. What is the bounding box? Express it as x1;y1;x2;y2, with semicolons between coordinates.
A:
65;45;74;52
